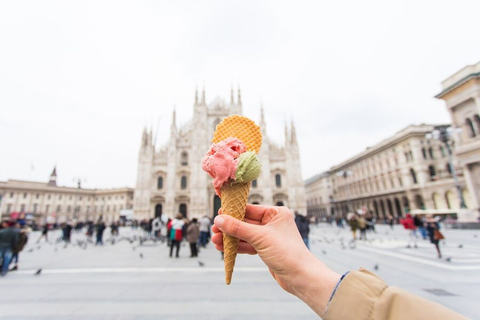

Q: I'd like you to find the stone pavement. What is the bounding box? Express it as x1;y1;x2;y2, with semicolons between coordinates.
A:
0;224;478;319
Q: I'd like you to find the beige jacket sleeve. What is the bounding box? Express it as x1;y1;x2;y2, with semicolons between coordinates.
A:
324;268;469;320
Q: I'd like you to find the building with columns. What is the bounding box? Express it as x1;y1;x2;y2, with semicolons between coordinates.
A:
0;168;134;224
306;124;474;219
436;61;480;215
134;87;307;220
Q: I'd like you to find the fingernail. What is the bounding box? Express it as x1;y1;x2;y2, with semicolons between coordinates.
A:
214;215;225;228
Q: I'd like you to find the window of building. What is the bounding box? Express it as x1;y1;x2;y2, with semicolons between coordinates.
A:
86;206;90;213
252;179;257;188
181;152;188;166
23;193;27;198
10;192;14;198
398;177;403;187
275;174;282;187
6;204;12;214
410;168;418;184
107;206;110;212
475;115;480;134
428;147;434;159
181;176;187;189
67;206;71;213
466;118;477;138
157;177;163;189
57;205;61;213
439;146;446;157
422;148;427;159
59;195;62;200
446;163;452;175
46;205;50;213
20;204;25;212
428;165;437;181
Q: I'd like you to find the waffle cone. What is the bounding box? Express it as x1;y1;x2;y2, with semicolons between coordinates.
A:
213;115;262;152
220;182;251;285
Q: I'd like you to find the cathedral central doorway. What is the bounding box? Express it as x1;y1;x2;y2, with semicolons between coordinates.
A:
213;195;221;218
155;204;162;218
179;204;187;218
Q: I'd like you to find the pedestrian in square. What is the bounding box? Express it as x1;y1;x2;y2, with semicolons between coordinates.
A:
169;214;185;258
95;221;106;245
199;215;211;247
426;215;443;258
9;223;29;271
0;221;19;276
186;218;200;257
400;214;418;248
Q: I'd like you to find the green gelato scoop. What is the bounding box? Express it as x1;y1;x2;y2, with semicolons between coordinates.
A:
234;151;261;184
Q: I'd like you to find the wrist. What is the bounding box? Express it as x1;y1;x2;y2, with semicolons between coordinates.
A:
290;252;341;318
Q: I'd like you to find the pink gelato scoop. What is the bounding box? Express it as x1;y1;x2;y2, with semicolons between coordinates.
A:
202;137;247;196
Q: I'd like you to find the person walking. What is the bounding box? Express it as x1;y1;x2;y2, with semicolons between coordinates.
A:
169;214;185;258
294;212;310;249
10;224;29;271
95;221;106;245
0;221;19;276
186;218;200;257
357;213;367;240
349;214;359;240
152;217;162;239
365;211;376;233
400;214;418;248
37;223;49;243
199;215;211;247
414;214;427;240
426;215;443;258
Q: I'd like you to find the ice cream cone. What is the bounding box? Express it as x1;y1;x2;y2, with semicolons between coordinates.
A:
220;182;251;285
208;115;262;284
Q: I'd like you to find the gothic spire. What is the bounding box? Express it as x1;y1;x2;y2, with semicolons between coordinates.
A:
284;120;289;146
290;119;297;144
171;107;177;132
202;86;206;105
237;86;242;105
195;87;198;105
230;85;235;105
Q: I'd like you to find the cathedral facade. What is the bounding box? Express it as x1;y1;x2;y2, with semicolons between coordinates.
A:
133;88;306;220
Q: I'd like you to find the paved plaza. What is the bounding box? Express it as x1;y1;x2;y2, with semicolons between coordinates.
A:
1;223;479;319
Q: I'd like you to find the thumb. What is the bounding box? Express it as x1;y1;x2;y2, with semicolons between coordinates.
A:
214;215;257;242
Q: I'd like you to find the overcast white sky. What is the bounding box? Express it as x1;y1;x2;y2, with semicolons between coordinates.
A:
1;0;480;189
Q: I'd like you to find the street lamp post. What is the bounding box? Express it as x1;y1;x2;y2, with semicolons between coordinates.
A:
336;170;353;215
426;126;467;209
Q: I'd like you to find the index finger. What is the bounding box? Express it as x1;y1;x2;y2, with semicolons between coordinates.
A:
245;204;279;223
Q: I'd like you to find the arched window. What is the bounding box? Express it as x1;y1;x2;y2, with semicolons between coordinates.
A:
446;163;452;175
410;168;417;184
439;146;446;157
414;195;425;209
56;205;61;213
428;165;437;181
276;201;284;206
67;205;71;213
275;174;282;187
475;115;480;134
428;147;434;159
181;176;187;189
181;152;188;166
422;148;427;159
252;179;257;188
157;177;163;189
466;118;476;137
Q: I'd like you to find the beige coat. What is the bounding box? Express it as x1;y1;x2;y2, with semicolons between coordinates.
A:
325;269;468;320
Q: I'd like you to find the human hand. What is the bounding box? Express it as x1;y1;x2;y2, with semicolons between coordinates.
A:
212;204;340;317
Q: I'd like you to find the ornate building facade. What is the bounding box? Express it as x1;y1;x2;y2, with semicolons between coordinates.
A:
134;88;307;220
306;124;474;219
436;61;480;214
0;168;134;224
